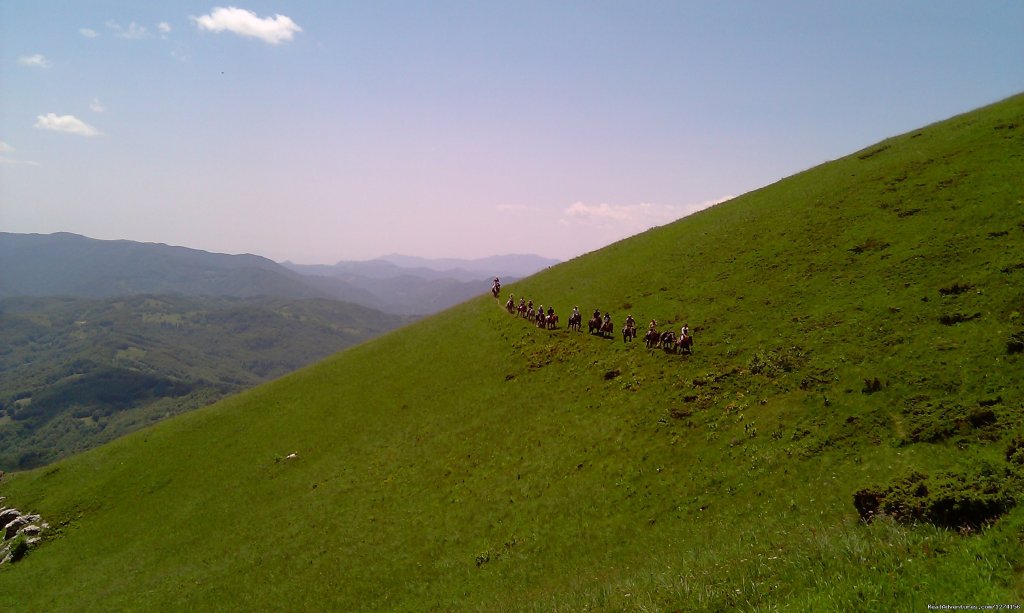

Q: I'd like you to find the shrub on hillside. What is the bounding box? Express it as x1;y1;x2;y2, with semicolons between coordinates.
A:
854;465;1018;530
1008;328;1024;354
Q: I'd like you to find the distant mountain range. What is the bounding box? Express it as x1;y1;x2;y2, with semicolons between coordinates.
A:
0;232;558;315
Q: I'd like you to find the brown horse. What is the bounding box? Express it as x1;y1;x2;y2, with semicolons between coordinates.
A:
644;328;660;348
505;296;515;314
546;313;559;329
622;324;637;343
588;316;603;335
676;333;694;354
600;319;614;338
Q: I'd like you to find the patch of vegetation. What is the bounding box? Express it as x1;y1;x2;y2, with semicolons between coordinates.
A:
854;466;1017;529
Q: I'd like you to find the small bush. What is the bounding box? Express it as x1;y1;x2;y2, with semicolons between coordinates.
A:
938;282;973;296
1008;329;1024;354
862;377;883;394
854;467;1017;529
9;535;29;563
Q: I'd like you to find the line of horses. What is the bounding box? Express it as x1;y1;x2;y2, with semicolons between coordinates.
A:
503;294;693;354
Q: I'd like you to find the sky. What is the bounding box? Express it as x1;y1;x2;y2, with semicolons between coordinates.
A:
2;2;1022;264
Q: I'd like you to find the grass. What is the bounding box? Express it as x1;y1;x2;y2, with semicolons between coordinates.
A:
0;94;1022;610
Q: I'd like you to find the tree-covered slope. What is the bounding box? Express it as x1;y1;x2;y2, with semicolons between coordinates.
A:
0;94;1021;611
0;295;409;470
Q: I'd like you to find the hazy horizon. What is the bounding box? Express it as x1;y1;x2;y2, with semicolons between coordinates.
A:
2;2;1022;263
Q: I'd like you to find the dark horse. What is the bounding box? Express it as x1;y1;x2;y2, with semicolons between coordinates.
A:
505;296;515;314
588;316;603;335
491;281;501;298
676;333;694;354
568;312;582;331
600;319;614;338
644;328;660;349
660;330;676;351
622;324;637;343
546;313;559;329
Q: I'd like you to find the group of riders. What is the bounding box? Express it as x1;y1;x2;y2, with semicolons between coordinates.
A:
492;277;694;353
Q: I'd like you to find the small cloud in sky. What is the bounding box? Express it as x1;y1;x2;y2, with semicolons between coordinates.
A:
562;198;732;230
0;141;40;166
158;22;172;38
80;28;99;38
192;6;302;45
18;54;51;68
90;98;107;113
106;20;149;40
34;113;101;137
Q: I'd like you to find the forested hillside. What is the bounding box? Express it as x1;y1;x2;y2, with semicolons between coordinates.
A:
0;295;409;469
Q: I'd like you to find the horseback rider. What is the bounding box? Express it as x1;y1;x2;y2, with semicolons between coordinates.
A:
593;308;601;321
603;312;611;325
625;314;636;329
680;323;690;340
572;305;580;319
648;319;657;331
547;306;555;318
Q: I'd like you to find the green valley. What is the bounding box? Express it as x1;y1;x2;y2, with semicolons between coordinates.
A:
0;295;410;470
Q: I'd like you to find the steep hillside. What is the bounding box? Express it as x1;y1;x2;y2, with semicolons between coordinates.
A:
1;95;1022;610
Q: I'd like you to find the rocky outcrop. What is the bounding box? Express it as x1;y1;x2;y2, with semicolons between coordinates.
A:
0;502;49;565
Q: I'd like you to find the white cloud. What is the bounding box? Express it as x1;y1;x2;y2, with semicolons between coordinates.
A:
80;28;99;38
192;6;302;45
0;142;40;166
562;198;732;229
18;54;51;68
158;22;172;38
90;98;107;113
106;20;149;39
34;113;101;137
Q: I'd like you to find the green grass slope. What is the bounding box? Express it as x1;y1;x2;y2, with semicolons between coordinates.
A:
1;94;1022;611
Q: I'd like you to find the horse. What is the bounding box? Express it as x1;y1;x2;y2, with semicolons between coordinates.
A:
622;324;637;343
676;333;694;354
568;312;582;331
660;330;676;351
491;282;501;298
536;311;547;328
517;303;527;318
505;296;515;314
600;319;614;338
526;306;535;320
588;316;603;335
644;328;660;349
546;313;559;329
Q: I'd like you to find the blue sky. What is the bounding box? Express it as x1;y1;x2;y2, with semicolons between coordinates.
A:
2;2;1022;263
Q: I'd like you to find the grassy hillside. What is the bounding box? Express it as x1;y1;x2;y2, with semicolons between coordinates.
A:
0;295;409;470
1;94;1022;610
